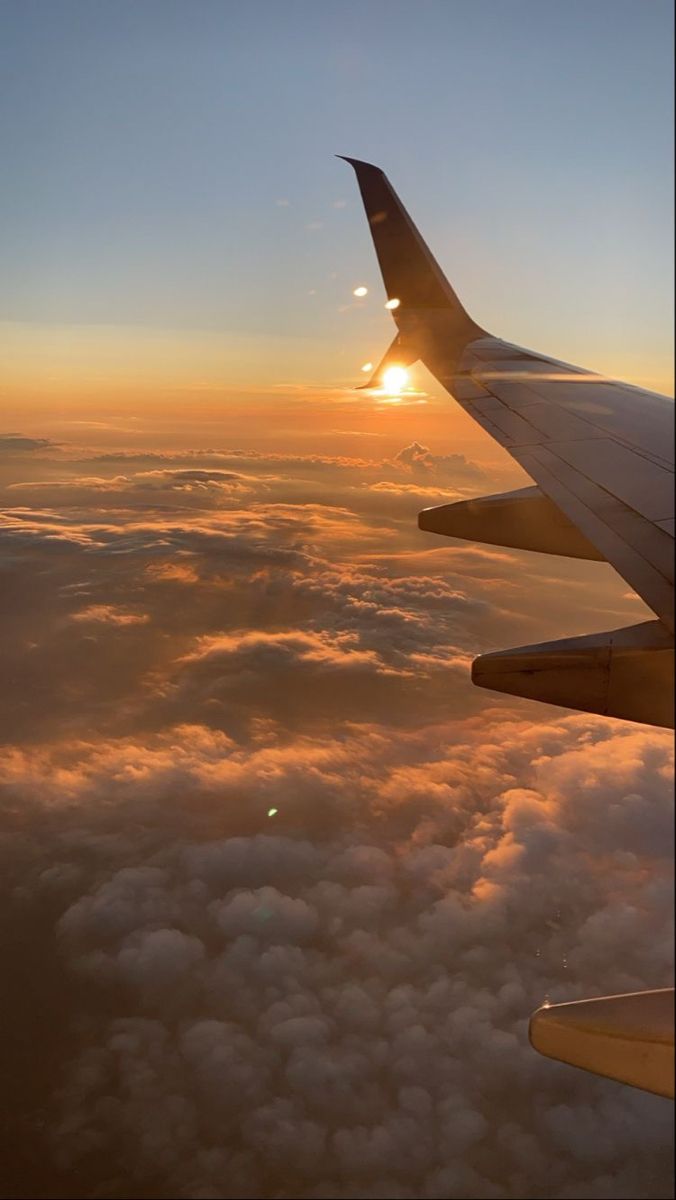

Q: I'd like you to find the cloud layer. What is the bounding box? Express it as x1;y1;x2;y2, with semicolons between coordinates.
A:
0;435;672;1199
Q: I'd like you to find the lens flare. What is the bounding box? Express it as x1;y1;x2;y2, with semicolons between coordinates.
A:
353;286;368;297
384;298;400;310
360;362;373;373
382;365;409;393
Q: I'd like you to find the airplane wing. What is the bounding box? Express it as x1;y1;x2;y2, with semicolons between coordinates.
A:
341;156;675;1098
340;157;674;731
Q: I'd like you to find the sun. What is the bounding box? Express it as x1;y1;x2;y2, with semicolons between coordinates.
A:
382;365;409;393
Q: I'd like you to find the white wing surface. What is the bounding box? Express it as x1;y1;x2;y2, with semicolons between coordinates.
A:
452;336;674;630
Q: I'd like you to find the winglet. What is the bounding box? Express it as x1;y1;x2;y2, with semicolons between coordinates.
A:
336;156;380;170
338;155;484;336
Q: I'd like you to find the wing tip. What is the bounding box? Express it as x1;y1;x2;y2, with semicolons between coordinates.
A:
336;155;384;175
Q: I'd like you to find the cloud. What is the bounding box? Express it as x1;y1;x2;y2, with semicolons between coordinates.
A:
0;433;57;453
3;443;488;504
0;431;672;1198
7;468;259;509
70;604;150;626
3;713;665;1199
181;628;398;673
394;442;486;485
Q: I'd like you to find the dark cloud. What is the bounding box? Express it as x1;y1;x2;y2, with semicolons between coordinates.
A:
7;468;261;510
0;433;58;453
394;441;486;486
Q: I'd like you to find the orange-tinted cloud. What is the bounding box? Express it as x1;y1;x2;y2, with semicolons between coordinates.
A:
0;429;671;1199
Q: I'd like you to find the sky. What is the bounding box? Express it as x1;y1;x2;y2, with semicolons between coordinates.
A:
1;0;674;412
0;2;674;1199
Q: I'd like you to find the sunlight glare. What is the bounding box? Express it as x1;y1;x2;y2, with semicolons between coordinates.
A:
382;365;409;393
385;298;400;310
353;286;368;297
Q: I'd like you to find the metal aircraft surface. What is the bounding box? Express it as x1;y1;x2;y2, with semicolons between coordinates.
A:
341;156;675;1099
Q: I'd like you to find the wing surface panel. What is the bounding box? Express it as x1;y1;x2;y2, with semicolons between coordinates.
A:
450;337;674;629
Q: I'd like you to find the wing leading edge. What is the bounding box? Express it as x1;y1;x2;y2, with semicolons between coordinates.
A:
341;156;675;1097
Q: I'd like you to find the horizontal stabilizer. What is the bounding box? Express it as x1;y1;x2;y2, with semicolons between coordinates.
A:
419;486;604;560
530;988;675;1098
472;620;674;728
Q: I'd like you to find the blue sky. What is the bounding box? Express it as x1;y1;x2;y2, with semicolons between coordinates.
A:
1;0;673;390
